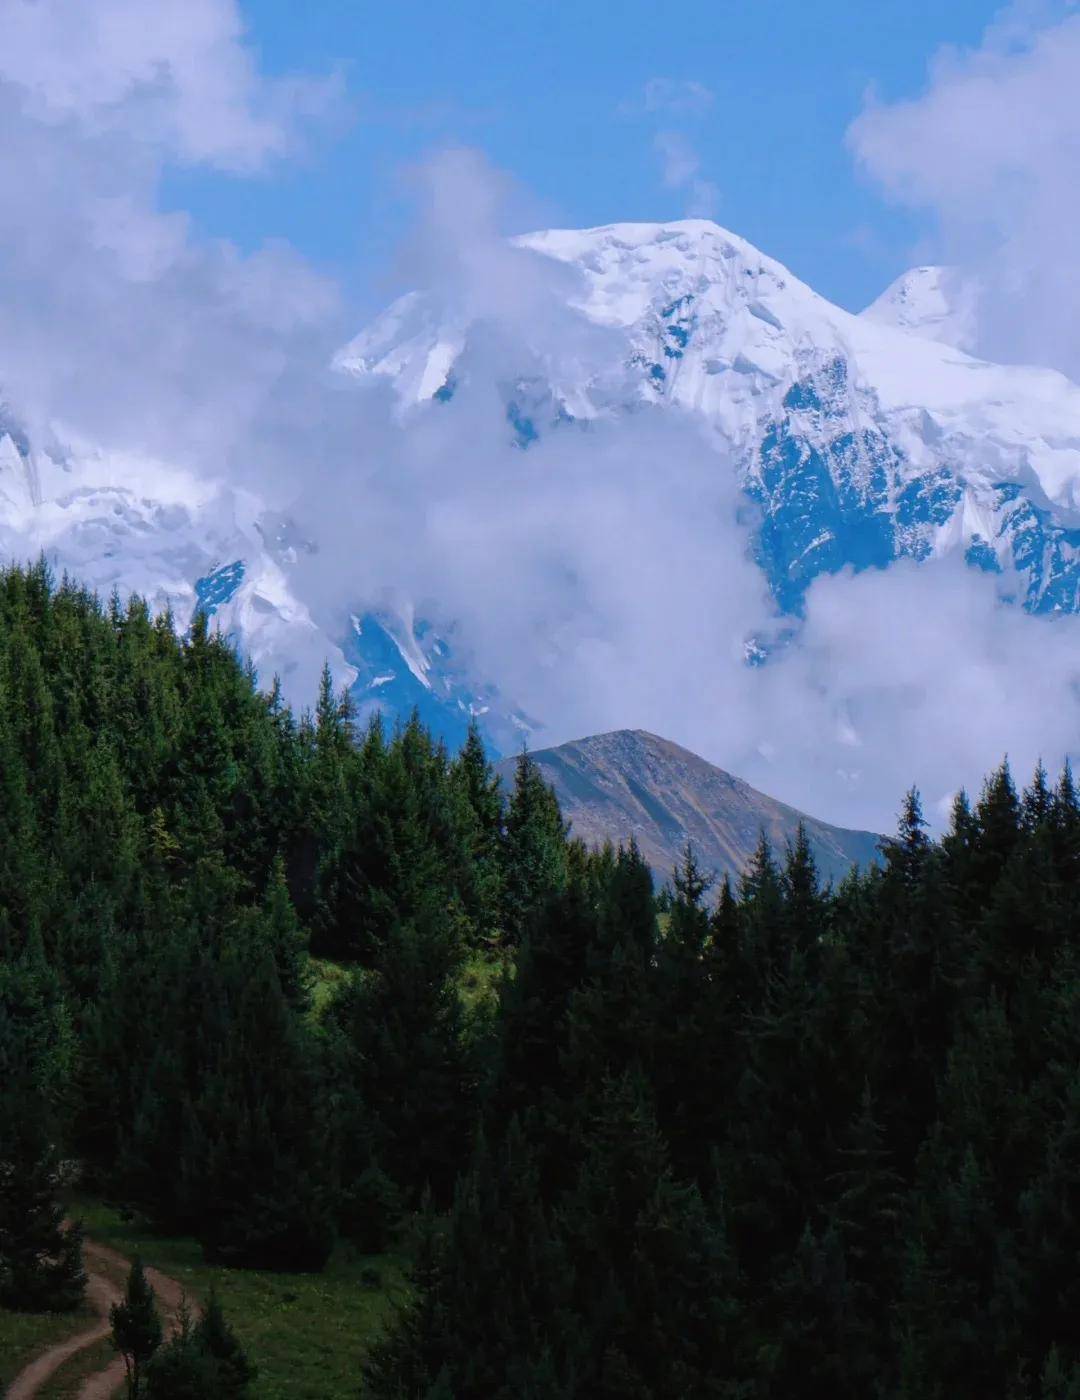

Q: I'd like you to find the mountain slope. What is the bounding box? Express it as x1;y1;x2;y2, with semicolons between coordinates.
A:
498;729;880;887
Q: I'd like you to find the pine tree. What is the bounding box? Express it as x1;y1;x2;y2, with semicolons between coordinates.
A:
491;863;596;1149
451;719;505;937
502;751;568;944
179;949;336;1270
242;855;310;1014
1022;762;1054;834
556;1072;746;1397
111;1258;164;1398
881;789;932;889
362;1196;456;1399
825;1084;906;1385
143;1290;255;1399
193;1287;257;1395
651;845;718;1179
0;945;84;1311
739;831;785;994
143;1299;210;1400
0;1103;86;1311
561;843;658;1115
330;909;474;1211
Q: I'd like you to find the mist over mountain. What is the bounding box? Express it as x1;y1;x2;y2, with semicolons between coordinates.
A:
6;196;1080;833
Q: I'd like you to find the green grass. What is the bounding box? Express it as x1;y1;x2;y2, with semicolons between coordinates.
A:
74;1199;407;1400
308;956;351;1019
459;948;508;1012
0;1304;95;1391
312;949;508;1021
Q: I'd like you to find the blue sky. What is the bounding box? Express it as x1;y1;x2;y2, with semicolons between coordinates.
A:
161;0;1003;316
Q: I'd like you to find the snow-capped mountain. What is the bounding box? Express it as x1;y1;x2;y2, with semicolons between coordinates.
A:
7;218;1080;755
860;265;978;352
341;220;1080;622
0;422;353;695
0;412;529;750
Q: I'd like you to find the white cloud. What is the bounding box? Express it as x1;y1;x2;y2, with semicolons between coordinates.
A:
623;77;720;221
642;77;714;117
0;0;344;470
0;0;340;171
653;130;699;189
849;2;1080;377
652;131;719;220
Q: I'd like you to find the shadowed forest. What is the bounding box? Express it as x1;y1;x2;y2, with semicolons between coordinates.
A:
3;561;1080;1398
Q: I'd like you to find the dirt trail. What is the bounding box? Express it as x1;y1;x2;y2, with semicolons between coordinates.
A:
5;1238;190;1400
5;1270;120;1400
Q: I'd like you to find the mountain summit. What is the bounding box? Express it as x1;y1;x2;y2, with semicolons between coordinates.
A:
343;219;1080;620
497;729;880;888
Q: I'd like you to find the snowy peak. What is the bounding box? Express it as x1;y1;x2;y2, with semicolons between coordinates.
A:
338;220;846;427
334;290;466;406
860;265;977;352
340;219;1080;622
513;220;842;424
516;219;819;332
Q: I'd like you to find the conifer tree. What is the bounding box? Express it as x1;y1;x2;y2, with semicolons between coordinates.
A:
143;1290;255;1399
143;1299;209;1400
111;1258;164;1398
0;1104;86;1311
193;1287;257;1396
0;944;84;1311
783;823;824;931
739;830;785;993
330;907;474;1211
451;719;505;936
502;751;568;943
491;862;596;1145
555;1072;746;1397
242;855;310;1013
179;949;336;1270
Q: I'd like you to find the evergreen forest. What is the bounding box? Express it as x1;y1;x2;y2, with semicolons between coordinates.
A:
5;559;1080;1397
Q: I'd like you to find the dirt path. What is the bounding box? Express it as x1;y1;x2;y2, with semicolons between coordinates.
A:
5;1271;120;1400
5;1238;190;1400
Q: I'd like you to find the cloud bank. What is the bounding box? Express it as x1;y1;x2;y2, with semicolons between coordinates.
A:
2;1;1079;836
0;0;348;466
849;2;1080;378
287;149;1080;835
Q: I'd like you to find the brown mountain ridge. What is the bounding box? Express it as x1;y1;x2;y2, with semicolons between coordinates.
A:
498;729;880;889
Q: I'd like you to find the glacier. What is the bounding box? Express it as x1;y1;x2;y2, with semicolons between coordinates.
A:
7;218;1080;753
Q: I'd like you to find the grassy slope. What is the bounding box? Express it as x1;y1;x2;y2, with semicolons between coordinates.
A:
74;1200;405;1400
